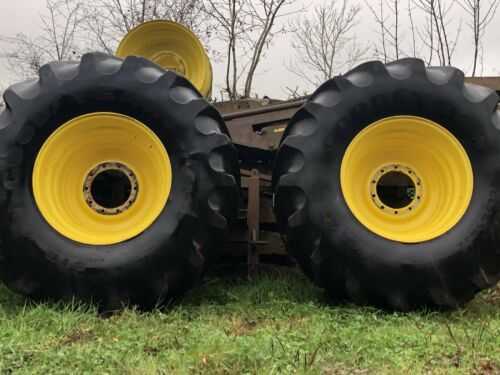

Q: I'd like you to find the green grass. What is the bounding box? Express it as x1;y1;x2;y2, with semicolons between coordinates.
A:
0;266;498;374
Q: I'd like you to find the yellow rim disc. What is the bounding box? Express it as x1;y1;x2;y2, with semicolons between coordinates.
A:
33;112;172;245
340;116;473;243
116;20;213;97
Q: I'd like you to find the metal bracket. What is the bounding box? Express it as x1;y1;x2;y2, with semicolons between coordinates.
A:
247;169;260;277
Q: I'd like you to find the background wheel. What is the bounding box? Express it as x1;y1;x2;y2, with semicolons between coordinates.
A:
0;53;239;310
274;58;500;310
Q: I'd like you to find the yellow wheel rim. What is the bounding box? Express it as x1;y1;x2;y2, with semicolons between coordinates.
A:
33;112;172;245
340;116;473;243
116;20;213;97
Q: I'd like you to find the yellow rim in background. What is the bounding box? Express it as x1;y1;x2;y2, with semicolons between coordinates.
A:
115;20;213;97
340;116;473;243
33;112;172;245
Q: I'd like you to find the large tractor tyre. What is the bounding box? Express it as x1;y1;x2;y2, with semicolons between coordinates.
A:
274;58;500;310
0;53;239;310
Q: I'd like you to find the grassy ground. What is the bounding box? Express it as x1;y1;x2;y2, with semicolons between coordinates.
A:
0;266;498;375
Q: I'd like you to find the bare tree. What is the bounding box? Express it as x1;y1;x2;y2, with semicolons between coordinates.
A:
204;0;249;100
1;0;85;79
83;0;211;54
289;0;365;87
408;0;419;58
366;0;401;62
284;85;308;99
243;0;296;97
1;37;45;79
414;0;462;66
457;0;500;76
366;0;462;67
204;0;298;99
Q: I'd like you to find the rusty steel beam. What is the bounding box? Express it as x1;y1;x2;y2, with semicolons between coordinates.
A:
465;77;500;92
221;99;306;121
246;169;261;275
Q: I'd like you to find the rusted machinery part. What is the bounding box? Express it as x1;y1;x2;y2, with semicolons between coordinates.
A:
465;76;500;93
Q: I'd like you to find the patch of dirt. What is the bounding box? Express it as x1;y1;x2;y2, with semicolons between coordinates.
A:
226;315;308;336
227;317;261;336
143;335;183;355
484;284;500;305
473;360;500;375
423;353;460;372
287;316;307;330
60;327;95;346
322;365;369;375
269;316;307;333
143;346;160;356
444;350;464;368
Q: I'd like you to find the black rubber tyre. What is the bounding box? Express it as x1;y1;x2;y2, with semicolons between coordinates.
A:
0;53;239;310
273;58;500;310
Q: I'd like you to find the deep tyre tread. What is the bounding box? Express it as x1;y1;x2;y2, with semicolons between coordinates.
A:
0;53;239;310
274;58;500;311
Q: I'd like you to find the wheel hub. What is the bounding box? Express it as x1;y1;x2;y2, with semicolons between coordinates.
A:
370;164;422;216
151;51;187;75
84;162;139;216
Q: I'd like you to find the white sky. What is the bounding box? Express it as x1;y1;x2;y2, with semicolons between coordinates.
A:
1;0;500;99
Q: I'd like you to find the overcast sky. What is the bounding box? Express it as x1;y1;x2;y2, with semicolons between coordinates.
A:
1;0;500;99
